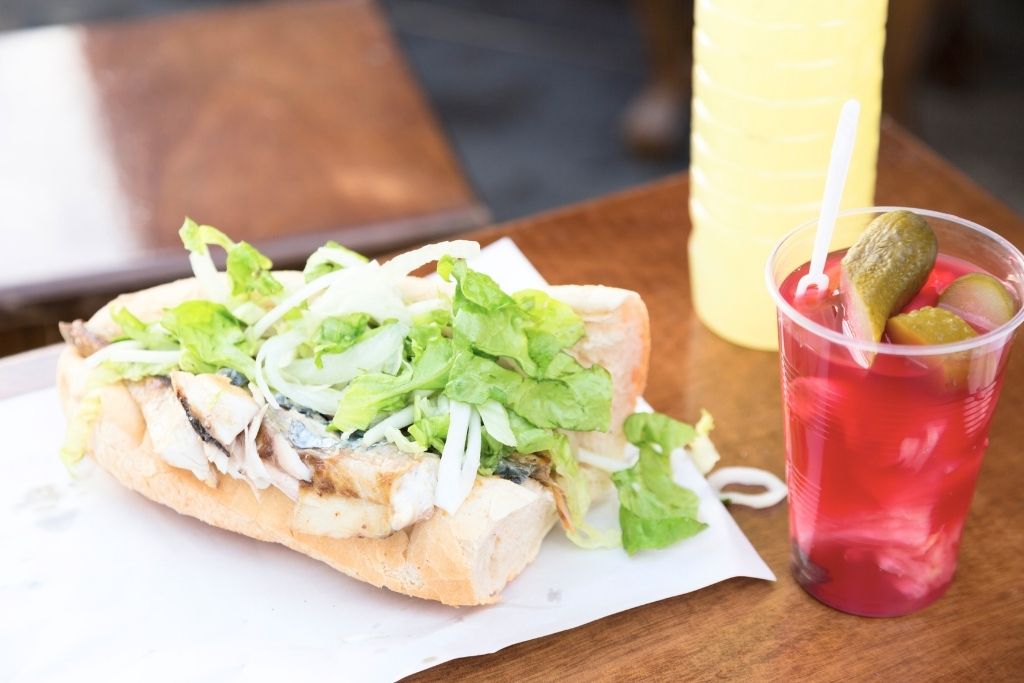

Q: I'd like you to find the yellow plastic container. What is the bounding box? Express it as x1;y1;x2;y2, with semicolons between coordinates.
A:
688;0;889;350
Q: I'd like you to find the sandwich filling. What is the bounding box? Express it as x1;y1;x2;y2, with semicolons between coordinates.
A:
62;221;714;554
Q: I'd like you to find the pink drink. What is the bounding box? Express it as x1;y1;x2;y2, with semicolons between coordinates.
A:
767;209;1024;617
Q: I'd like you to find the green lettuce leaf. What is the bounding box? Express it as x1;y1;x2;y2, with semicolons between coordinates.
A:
307;313;372;367
612;412;707;555
510;362;611;431
331;337;454;432
507;413;619;548
110;308;177;350
445;348;523;406
179;219;232;254
409;412;449;453
438;257;611;432
441;257;536;375
445;350;611;432
161;300;258;380
179;218;282;299
514;289;585;373
225;242;283;298
407;308;452;362
477;431;509;475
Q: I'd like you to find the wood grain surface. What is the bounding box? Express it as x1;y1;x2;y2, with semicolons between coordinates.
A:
403;119;1024;681
0;0;486;304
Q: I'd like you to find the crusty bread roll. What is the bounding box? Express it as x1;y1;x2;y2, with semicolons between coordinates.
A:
57;275;649;605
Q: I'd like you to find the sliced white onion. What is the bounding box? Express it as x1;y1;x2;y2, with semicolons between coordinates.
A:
85;341;182;368
477;400;517;447
250;266;356;339
361;405;416;446
434;400;472;514
384;426;426;454
384;345;404;376
253;335;281;408
406;298;446;315
256;332;344;414
266;368;343;417
457;409;482;502
379;240;480;281
284;322;408;386
706;466;788;509
577;447;633;473
306;244;368;271
189;251;228;302
309;262;409;325
231;301;266;325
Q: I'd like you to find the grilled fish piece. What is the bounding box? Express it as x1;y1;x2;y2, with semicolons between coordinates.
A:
171;371;260;447
291;489;394;539
126;377;216;487
59;320;107;357
256;408;314;481
305;442;439;531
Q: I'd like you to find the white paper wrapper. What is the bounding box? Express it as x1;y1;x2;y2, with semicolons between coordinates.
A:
0;238;773;682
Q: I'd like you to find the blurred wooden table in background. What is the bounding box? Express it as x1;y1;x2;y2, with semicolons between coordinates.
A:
0;0;486;355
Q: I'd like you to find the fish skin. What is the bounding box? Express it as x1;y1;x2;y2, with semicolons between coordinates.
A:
126;377;216;487
171;371;260;447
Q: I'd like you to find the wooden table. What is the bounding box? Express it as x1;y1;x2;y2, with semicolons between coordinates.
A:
2;120;1021;680
0;0;486;307
406;119;1024;681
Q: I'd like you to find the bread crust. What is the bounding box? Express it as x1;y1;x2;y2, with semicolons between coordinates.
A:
57;274;649;605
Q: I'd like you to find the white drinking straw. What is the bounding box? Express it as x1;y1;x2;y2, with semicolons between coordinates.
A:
795;99;861;297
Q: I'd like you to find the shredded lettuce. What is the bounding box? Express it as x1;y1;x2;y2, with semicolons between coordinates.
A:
225;242;283;298
303;240;369;282
384;426;427;454
331;338;454;432
59;388;103;467
510;362;611;431
513;289;585;373
70;228;683;552
612;413;707;555
161;300;258;381
110;308;177;350
409;394;450;453
477;400;517;447
441;257;536;375
506;414;618;548
444;348;610;432
179;218;282;300
407;309;451;361
308;313;372;365
440;257;611;432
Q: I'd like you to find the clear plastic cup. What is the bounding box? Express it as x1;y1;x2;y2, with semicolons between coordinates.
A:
766;207;1024;616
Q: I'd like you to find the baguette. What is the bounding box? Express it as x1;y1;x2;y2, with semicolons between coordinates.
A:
57;275;649;605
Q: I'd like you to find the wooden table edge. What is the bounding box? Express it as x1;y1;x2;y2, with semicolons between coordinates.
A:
0;203;491;307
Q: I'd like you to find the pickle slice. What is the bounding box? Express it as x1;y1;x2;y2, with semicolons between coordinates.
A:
886;306;977;388
938;272;1018;332
841;211;938;342
886;306;978;345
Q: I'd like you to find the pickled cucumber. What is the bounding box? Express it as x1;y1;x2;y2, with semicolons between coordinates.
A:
886;306;978;345
938;272;1018;332
841;211;938;342
886;306;977;388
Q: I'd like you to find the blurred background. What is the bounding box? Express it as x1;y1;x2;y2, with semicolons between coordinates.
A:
0;0;1022;355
